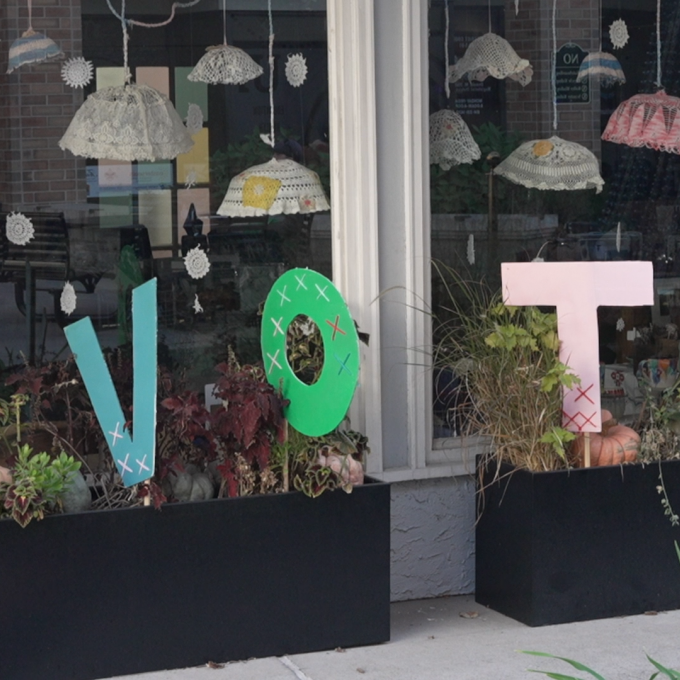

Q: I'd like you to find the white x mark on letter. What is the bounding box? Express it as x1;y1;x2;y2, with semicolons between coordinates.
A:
271;316;284;336
109;422;124;447
295;273;307;290
136;455;150;474
277;285;291;306
267;350;282;374
118;453;133;478
315;284;329;301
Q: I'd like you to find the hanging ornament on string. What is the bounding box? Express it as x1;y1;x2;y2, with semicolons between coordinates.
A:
61;57;94;89
60;282;77;316
285;53;308;87
193;294;204;314
495;0;604;194
185;103;204;135
59;0;195;161
184;246;211;279
188;0;263;85
217;0;329;218
430;1;480;170
576;0;625;86
6;212;35;246
609;19;630;50
7;0;64;74
602;0;680;154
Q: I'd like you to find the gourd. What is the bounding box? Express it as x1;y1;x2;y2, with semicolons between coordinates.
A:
571;409;640;467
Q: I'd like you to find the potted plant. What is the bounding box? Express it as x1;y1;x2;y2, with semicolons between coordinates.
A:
434;264;680;627
0;295;389;680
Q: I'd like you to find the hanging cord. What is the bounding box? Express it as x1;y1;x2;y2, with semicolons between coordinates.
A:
121;0;131;83
487;0;492;34
106;0;201;29
222;0;227;45
268;0;275;148
656;0;662;89
552;0;557;130
24;0;36;36
444;0;450;100
598;0;602;51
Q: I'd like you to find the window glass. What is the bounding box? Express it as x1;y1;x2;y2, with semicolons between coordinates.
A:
429;0;665;439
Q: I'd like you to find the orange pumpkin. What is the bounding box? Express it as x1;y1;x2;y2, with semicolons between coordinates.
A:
571;410;640;467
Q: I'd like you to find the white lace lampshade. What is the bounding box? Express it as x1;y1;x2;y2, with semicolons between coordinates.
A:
7;29;64;74
602;91;680;154
494;137;604;193
188;45;263;85
430;109;481;170
59;83;194;161
448;33;533;86
576;52;625;86
217;158;330;217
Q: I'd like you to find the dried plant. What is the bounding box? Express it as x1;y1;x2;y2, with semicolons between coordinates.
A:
432;262;579;472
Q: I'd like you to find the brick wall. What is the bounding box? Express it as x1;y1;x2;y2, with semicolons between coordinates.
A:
0;0;86;215
505;0;601;157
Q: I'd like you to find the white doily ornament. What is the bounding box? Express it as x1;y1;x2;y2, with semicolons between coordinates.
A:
609;19;630;50
449;33;533;86
616;318;625;332
184;246;211;280
285;53;307;88
184;169;198;189
193;294;203;314
494;137;604;193
188;45;263;86
60;282;77;316
429;109;481;170
61;57;94;89
6;212;35;246
217;158;330;217
185;103;204;135
59;83;194;162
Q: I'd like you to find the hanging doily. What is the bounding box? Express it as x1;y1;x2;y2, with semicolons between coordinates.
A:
7;30;64;74
184;246;210;279
429;109;481;170
188;44;263;85
616;318;625;332
59;83;194;161
285;53;307;87
217;158;330;217
609;19;630;50
60;282;77;316
448;33;533;86
193;294;203;314
494;136;604;193
6;212;35;245
576;52;625;87
185;103;204;135
61;57;94;89
602;91;680;154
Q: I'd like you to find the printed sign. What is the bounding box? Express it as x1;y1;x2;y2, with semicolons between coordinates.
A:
555;43;589;104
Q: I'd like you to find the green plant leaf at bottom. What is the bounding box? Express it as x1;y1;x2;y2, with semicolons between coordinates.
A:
522;652;607;680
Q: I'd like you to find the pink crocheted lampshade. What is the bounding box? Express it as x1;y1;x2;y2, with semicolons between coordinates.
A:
602;90;680;154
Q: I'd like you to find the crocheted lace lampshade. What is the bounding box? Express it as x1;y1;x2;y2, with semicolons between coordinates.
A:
495;137;604;193
448;33;533;86
430;110;481;170
602;90;680;154
217;158;330;217
7;29;63;74
576;52;625;86
188;45;263;85
59;83;194;161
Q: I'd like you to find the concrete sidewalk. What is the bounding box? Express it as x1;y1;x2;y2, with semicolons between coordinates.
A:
104;595;680;680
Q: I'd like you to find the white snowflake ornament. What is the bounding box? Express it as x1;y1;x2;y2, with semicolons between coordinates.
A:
60;281;77;316
193;294;204;314
61;57;94;89
184;169;198;189
185;103;204;135
285;53;308;88
609;19;629;50
184;246;210;279
6;212;35;246
616;317;625;332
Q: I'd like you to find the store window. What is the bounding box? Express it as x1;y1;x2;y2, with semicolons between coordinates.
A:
0;0;330;394
429;0;673;441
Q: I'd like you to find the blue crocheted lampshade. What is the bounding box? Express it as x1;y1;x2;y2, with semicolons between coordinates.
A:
7;29;64;74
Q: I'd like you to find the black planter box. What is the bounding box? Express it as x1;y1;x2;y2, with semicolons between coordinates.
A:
475;459;680;626
1;478;390;680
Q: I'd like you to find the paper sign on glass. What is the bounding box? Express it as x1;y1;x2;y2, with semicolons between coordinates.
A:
502;262;653;432
64;279;158;487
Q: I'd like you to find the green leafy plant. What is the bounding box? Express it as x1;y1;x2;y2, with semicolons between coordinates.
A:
522;650;680;680
2;444;81;527
433;262;579;471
